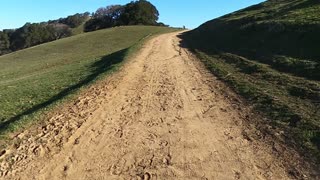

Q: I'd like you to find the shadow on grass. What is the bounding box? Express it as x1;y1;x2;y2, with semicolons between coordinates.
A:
0;48;129;133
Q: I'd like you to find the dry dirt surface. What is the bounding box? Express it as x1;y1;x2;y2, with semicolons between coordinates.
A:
0;32;312;179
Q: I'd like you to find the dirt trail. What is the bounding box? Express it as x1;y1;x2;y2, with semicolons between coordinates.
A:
0;32;302;179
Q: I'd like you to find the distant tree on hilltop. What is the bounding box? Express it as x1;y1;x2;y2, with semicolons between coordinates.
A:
9;23;71;51
49;24;72;39
84;0;163;32
94;5;124;20
58;12;90;28
120;0;159;25
85;5;124;32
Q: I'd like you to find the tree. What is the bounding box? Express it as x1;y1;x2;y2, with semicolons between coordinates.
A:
0;31;10;55
0;13;84;56
49;24;72;39
85;5;124;32
120;0;159;25
9;23;29;50
94;5;123;19
58;13;90;28
9;23;65;50
85;0;160;32
84;18;109;32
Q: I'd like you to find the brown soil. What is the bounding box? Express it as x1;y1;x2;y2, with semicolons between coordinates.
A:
0;32;313;179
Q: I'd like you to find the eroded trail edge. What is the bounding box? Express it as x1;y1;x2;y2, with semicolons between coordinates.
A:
0;32;304;179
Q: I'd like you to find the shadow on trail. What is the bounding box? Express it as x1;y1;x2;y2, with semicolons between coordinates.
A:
0;48;129;133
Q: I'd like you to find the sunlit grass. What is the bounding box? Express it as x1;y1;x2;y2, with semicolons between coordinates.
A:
0;26;176;133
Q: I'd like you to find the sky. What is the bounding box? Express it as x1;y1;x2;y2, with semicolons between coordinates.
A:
0;0;265;30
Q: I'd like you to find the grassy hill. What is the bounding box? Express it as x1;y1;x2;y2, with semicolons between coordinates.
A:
0;26;175;134
180;0;320;162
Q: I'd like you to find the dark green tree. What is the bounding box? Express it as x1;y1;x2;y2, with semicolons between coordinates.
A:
0;31;10;55
9;23;61;50
120;0;159;25
85;0;160;32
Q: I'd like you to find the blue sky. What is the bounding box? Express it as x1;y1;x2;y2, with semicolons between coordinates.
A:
0;0;265;30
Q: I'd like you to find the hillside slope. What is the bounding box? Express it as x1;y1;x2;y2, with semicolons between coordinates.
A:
188;0;320;80
0;26;175;134
181;0;320;165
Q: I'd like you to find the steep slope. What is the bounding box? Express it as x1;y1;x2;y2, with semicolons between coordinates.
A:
188;0;320;80
180;0;320;166
0;26;175;134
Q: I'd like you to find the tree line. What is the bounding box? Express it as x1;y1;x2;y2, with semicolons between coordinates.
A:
0;12;89;55
0;0;164;56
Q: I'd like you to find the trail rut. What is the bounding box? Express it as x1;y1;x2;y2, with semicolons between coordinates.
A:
0;32;307;179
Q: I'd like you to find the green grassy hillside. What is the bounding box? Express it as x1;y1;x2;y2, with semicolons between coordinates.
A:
0;26;175;134
188;0;320;80
181;0;320;162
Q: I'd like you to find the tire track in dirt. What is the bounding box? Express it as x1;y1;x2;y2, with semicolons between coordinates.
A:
0;32;309;179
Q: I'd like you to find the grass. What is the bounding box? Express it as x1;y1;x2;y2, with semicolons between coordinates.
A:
71;22;86;35
180;0;320;163
223;0;320;24
0;26;176;135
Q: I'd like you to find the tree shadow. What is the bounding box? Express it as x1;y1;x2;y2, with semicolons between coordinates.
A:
0;48;129;132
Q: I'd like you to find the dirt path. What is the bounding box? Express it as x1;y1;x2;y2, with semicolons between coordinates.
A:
0;32;300;179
